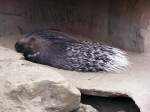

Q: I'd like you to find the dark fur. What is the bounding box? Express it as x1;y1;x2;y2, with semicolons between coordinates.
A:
15;30;128;72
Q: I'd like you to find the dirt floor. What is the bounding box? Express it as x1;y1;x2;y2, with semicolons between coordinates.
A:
0;35;147;112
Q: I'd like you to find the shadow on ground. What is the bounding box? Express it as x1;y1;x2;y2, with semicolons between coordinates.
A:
81;95;140;112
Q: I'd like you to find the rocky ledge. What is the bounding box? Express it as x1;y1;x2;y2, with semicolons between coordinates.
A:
0;46;98;112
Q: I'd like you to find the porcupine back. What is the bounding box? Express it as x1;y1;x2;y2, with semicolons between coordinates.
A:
62;40;128;72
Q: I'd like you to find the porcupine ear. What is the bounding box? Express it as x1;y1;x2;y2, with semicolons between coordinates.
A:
28;36;38;46
30;36;36;42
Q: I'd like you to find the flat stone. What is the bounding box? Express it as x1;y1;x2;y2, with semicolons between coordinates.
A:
0;47;81;112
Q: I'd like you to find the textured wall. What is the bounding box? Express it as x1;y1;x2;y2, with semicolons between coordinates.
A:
26;0;109;42
0;0;26;35
108;0;144;52
0;0;148;52
139;0;150;52
0;0;109;41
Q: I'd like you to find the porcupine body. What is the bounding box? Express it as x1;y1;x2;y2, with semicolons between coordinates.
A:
15;29;129;72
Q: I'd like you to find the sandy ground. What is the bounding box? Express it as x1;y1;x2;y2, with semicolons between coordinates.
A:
0;35;149;112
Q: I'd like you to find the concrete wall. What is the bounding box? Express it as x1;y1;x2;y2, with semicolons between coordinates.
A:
139;0;150;52
0;0;148;52
26;0;109;42
0;0;109;41
108;0;144;52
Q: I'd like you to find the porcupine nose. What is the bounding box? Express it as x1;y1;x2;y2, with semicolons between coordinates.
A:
15;42;24;53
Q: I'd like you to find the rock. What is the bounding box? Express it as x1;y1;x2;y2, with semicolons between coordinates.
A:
0;46;81;112
74;104;98;112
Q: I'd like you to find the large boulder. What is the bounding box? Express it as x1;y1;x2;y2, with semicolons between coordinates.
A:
0;46;81;112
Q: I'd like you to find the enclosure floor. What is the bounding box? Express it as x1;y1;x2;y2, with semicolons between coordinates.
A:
0;35;150;112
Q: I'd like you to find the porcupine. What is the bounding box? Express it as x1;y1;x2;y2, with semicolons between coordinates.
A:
15;29;129;72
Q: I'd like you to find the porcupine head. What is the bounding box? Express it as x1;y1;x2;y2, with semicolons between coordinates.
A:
15;35;53;64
